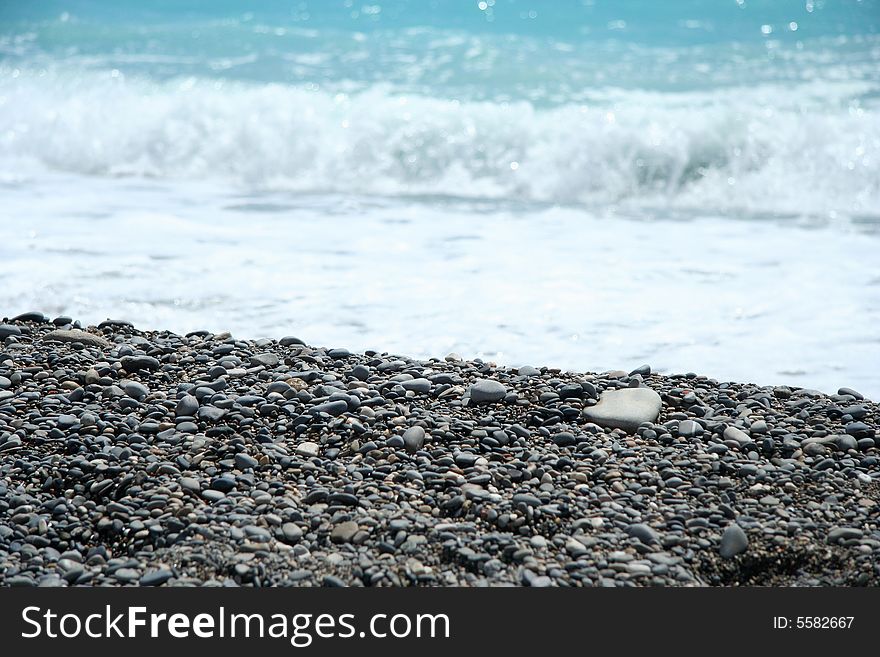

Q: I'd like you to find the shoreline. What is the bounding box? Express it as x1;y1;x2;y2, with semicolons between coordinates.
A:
0;314;878;587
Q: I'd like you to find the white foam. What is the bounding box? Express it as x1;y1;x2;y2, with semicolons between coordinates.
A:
1;173;879;397
1;67;877;217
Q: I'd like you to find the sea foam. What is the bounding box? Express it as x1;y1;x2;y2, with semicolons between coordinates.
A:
1;67;877;217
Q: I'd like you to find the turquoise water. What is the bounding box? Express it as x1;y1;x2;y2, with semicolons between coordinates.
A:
1;1;879;396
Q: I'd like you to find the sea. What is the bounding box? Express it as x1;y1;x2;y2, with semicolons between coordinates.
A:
1;0;878;397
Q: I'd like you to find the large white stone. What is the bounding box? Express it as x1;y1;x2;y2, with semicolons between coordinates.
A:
295;441;320;458
582;387;662;432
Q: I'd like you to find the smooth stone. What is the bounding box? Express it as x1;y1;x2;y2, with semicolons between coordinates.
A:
402;426;426;453
558;384;583;399
552;432;576;447
582;387;662;432
351;365;370;381
310;400;348;416
121;355;161;372
512;493;542;507
328;492;358;506
44;329;109;348
827;527;863;543
816;457;837;471
627;523;659;545
837;387;864;400
198;406;226;422
210;477;236;493
7;576;36;587
235;395;265;406
857;437;876;451
113;568;140;582
330;521;359;544
295;441;319;458
281;523;303;543
678;419;702;438
121;380;149;401
201;489;225;503
234;453;259;470
175;394;199;417
250;353;279;368
723;426;751;445
517;366;541;377
57;414;78;429
140;569;173;586
841;405;868;420
0;324;22;340
836;434;858;452
846;422;874;439
469;379;507;403
178;477;201;492
99;319;133;329
280;336;305;346
719;524;749;558
401;378;431;393
11;311;48;323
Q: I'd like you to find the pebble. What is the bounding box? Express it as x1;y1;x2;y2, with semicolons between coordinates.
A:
281;523;303;543
43;329;109;348
121;355;161;372
582;387;662;432
401;378;431;393
719;524;749;558
351;365;370;381
677;419;702;438
469;379;507;403
330;521;359;544
723;426;751;445
838;387;864;400
827;527;863;543
310;400;348;416
140;569;173;586
250;353;279;368
295;442;320;458
121;380;149;400
11;311;48;323
176;394;199;417
0;324;22;340
627;523;659;545
178;477;201;492
0;315;876;589
234;453;259;470
402;426;426;453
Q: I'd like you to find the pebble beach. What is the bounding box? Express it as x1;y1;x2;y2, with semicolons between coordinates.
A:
0;313;878;587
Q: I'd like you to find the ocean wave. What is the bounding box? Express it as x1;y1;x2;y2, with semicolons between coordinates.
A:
0;68;877;215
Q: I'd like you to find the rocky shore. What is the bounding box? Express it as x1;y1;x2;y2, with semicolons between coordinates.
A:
0;313;878;587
